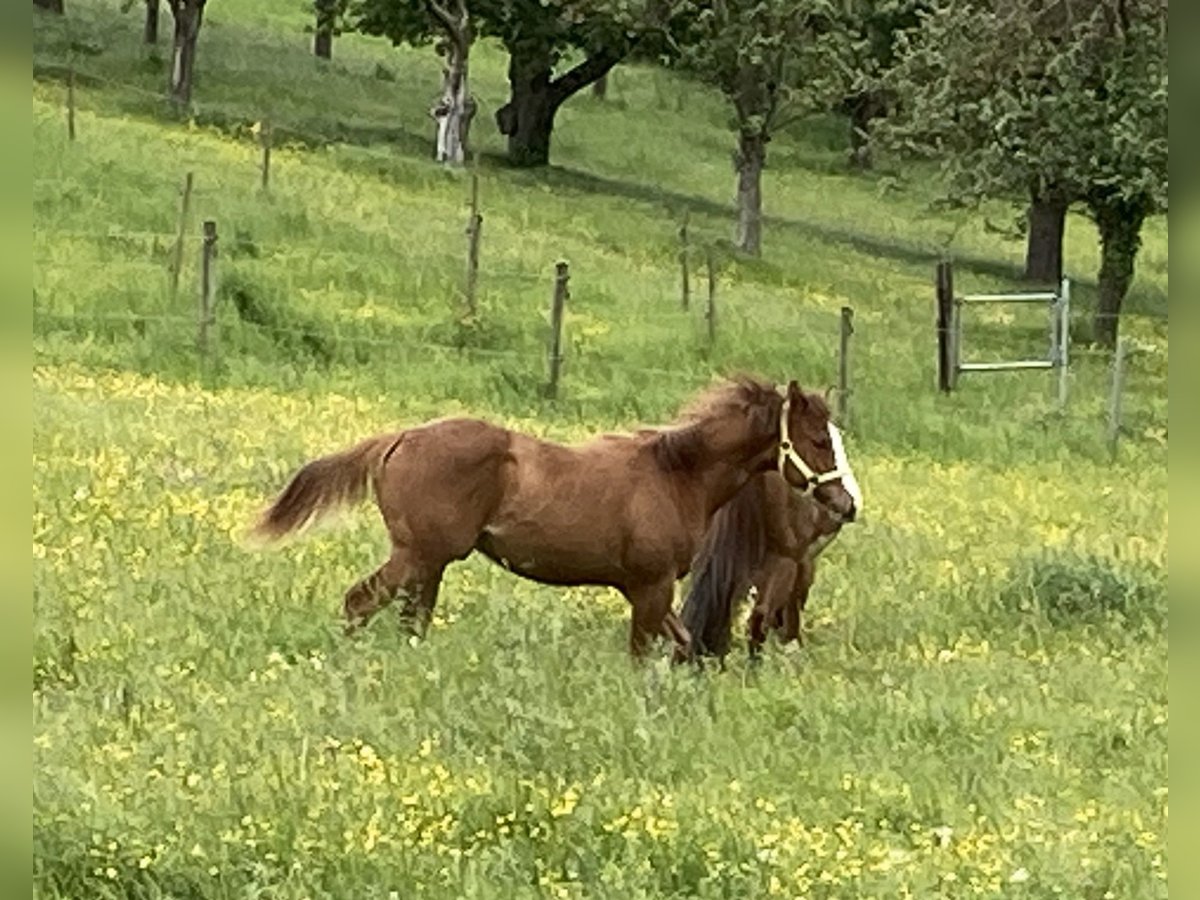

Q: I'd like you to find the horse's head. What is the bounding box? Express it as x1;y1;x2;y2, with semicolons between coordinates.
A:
777;380;858;524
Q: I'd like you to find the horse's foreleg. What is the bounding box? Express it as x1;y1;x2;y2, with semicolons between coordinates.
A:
778;558;817;645
748;556;797;657
662;610;695;665
625;579;675;660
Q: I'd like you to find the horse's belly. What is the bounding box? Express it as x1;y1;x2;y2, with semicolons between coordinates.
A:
475;527;622;587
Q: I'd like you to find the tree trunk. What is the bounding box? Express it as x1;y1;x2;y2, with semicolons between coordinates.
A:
144;0;160;43
431;38;475;166
34;0;64;14
495;42;623;167
845;91;885;170
592;72;608;100
495;44;557;168
1024;182;1068;283
734;131;766;256
313;0;335;60
169;0;205;108
1090;193;1148;348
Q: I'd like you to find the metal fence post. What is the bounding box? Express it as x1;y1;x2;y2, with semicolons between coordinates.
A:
837;306;854;427
1057;276;1070;409
545;261;569;398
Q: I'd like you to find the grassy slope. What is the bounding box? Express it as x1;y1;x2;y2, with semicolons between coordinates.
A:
34;1;1167;898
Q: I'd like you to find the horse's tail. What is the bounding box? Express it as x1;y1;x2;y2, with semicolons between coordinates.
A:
252;433;401;541
680;477;770;658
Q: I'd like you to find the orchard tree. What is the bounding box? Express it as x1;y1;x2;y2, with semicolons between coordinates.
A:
675;0;850;256
119;0;163;43
313;0;350;59
143;0;161;42
166;0;208;107
355;0;478;165
355;0;680;167
879;0;1167;344
835;0;927;169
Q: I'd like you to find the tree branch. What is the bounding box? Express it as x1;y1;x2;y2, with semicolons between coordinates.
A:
425;0;458;33
548;45;626;107
424;0;470;50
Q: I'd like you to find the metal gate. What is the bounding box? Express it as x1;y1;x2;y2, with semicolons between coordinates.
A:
936;261;1070;407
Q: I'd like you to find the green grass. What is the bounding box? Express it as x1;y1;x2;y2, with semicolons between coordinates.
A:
33;1;1167;897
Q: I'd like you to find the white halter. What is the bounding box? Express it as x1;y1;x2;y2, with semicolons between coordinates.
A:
777;397;856;501
829;421;863;511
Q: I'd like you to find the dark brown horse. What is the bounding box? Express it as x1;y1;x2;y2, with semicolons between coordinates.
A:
679;421;861;660
252;378;856;659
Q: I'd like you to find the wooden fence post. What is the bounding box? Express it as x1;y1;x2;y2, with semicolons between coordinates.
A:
67;63;76;141
545;260;569;398
705;247;716;348
260;118;272;191
837;305;854;426
678;211;690;311
169;172;194;304
198;220;218;354
1106;336;1128;460
935;260;954;392
464;172;482;316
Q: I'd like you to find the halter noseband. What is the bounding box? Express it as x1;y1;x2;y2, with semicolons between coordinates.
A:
777;396;849;493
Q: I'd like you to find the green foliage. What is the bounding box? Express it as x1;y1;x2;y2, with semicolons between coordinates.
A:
999;548;1166;627
351;0;674;85
674;0;851;138
878;0;1168;214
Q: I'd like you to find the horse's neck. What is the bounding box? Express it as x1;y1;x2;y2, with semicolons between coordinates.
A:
694;460;758;518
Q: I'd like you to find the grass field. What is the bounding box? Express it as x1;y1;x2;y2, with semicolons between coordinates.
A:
33;1;1168;897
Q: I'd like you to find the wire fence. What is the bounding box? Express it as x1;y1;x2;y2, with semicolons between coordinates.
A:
33;58;1166;454
30;306;739;389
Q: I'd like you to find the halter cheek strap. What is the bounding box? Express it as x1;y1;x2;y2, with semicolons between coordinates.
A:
778;397;849;493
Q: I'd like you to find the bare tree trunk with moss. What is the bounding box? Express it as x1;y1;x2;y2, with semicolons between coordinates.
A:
167;0;206;108
1024;180;1069;283
734;130;766;256
427;0;475;166
592;72;608;99
1089;191;1149;348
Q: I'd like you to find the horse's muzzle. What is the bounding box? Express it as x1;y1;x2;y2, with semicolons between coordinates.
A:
815;483;857;524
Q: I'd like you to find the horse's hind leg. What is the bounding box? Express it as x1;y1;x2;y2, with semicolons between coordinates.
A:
343;547;444;637
343;555;406;633
394;563;447;637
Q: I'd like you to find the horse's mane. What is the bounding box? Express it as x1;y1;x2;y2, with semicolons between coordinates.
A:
653;376;781;472
679;475;772;657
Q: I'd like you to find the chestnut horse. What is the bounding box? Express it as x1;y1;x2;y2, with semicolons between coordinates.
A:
252;378;857;659
679;422;862;661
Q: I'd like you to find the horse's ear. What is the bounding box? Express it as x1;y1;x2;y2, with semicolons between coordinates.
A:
786;379;805;406
823;385;837;404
